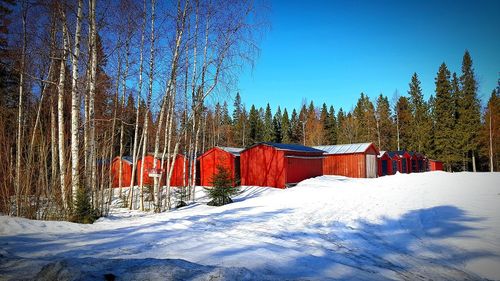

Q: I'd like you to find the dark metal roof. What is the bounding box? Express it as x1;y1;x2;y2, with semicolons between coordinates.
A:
260;142;325;153
122;156;133;163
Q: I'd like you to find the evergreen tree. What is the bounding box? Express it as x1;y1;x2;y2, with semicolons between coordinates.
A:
433;63;455;170
375;94;394;151
232;92;242;122
450;72;462;167
395;96;412;150
263;103;274;142
232;93;244;146
320;103;329;143
248;105;262;145
290;109;300;143
408;73;432;153
456;50;481;171
481;89;499;171
337;108;346;143
273;106;282;143
281;108;291;143
327;105;337;144
206;165;240;206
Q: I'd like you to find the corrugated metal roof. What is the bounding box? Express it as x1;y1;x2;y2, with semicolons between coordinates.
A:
122;156;133;163
313;143;373;155
218;146;244;156
261;142;325;153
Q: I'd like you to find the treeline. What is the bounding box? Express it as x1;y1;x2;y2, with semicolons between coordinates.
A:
201;51;499;172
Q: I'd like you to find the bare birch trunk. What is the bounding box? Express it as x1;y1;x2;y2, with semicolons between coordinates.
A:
70;0;83;204
58;6;69;210
119;35;131;198
89;0;97;199
15;1;27;216
128;0;147;210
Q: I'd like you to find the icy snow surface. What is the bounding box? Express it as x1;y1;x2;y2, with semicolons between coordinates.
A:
1;172;500;280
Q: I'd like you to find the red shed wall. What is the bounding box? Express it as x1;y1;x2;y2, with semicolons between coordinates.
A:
164;154;189;187
323;153;366;178
285;155;323;184
241;145;286;188
429;160;444;171
198;148;236;186
137;156;161;186
111;158;133;188
378;154;392;176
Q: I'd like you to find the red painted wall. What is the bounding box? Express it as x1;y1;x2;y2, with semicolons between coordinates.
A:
111;157;133;188
378;153;392;176
163;154;189;187
285;156;323;183
323;154;365;178
429;160;444;171
198;148;237;186
241;145;286;188
136;155;162;187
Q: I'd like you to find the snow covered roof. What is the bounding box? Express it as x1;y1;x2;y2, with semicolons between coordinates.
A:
218;147;244;156
260;142;325;153
313;143;375;155
378;151;387;158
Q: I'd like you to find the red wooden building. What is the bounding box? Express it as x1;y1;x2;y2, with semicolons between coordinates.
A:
428;159;444;171
163;154;189;187
198;147;243;186
314;143;379;178
409;152;426;172
111;156;133;188
377;151;393;176
240;143;324;188
136;154;189;187
389;151;412;173
136;155;162;186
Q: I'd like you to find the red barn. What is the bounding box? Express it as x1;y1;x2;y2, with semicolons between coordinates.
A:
111;156;133;188
197;147;243;186
240;143;324;188
428;159;444;171
137;155;162;186
163;154;189;187
377;151;393;176
314;143;379;178
389;151;412;173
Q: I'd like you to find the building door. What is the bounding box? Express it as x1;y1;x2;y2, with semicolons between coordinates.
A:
366;154;377;178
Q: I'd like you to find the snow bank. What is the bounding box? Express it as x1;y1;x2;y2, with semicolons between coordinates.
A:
1;172;499;280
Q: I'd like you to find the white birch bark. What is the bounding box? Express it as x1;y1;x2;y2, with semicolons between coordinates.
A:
128;0;147;210
58;6;69;210
70;0;83;204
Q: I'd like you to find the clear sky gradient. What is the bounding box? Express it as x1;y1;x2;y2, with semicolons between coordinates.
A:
236;0;500;113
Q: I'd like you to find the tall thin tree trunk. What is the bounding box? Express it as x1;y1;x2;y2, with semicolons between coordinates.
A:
128;0;147;210
58;6;69;210
139;0;156;211
70;0;83;204
489;107;494;172
15;1;27;216
472;150;476;172
119;35;131;198
88;0;97;199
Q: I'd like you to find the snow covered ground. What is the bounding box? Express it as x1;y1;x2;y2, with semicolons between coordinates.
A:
1;171;500;280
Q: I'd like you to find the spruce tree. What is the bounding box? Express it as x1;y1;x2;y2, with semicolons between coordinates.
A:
232;93;243;146
337;108;346;144
273;106;282;143
328;105;337;144
375;94;394;151
395;96;412;150
248;105;262;145
290;109;300;143
433;63;455;170
281;108;291;143
320;103;329;144
408;73;432;153
450;72;462;168
457;51;481;171
263;103;274;142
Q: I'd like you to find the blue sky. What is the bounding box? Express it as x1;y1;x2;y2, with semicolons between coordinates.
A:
235;0;500;112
